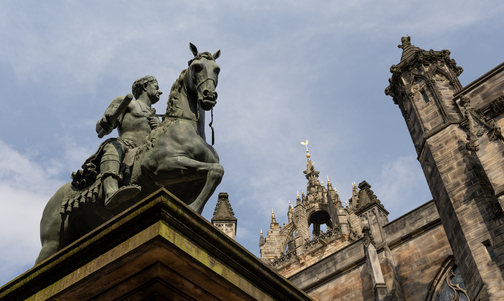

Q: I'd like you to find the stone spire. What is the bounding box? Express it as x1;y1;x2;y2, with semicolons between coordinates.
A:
326;176;335;192
348;182;359;209
354;181;386;214
288;201;294;224
302;143;324;205
353;181;389;245
259;229;265;247
211;192;237;240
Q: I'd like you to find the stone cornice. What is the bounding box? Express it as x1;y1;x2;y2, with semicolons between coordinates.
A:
0;188;313;301
453;62;504;100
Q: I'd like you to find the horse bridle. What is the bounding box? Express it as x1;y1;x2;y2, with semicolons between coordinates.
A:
195;77;217;92
151;76;217;145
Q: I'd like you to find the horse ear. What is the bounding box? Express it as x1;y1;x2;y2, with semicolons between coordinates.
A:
212;49;221;60
189;42;198;57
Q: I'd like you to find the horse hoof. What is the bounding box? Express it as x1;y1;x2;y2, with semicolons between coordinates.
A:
105;185;141;210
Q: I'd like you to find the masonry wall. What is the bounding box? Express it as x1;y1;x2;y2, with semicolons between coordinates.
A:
449;62;504;299
388;225;452;300
288;200;455;301
307;264;374;301
278;236;350;278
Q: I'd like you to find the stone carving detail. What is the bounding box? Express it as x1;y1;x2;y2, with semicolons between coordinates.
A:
397;35;411;49
433;73;448;82
389;49;463;77
460;96;504;152
461;96;480;152
489;95;504;113
348;229;359;242
362;226;375;248
304;227;342;251
487;119;504;142
270;249;297;267
386;37;463;109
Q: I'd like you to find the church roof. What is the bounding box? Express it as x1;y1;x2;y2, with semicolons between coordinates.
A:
211;192;237;222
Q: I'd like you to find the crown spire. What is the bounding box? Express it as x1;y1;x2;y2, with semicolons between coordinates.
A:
301;140;310;159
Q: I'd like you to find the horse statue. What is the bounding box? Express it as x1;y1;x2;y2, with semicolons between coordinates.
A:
35;43;224;265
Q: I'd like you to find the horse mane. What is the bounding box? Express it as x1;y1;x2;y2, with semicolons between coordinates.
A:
165;69;187;117
137;53;216;160
135;70;188;161
165;52;215;117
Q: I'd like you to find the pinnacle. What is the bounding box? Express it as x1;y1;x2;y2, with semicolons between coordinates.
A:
211;192;237;222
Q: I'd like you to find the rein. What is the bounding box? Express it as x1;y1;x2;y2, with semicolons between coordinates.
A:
152;101;215;146
196;77;216;91
152;114;197;122
194;77;216;146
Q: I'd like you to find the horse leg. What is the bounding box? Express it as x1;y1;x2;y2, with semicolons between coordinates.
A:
35;183;70;265
190;163;224;214
151;156;224;214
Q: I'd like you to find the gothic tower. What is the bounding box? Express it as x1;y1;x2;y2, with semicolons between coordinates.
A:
386;36;504;300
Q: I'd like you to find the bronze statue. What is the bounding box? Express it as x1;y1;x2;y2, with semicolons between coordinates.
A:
96;75;162;209
35;43;223;264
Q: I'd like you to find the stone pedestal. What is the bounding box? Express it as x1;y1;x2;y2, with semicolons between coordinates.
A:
0;188;313;301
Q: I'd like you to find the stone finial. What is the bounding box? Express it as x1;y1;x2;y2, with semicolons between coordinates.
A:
271;208;277;223
327;179;335;192
296;192;302;205
259;229;265;247
398;35;411;49
288;202;294;223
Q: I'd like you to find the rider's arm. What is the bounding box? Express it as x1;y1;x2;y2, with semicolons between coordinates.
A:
148;107;160;130
96;96;125;135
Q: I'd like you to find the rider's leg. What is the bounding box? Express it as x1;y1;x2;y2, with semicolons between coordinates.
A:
101;142;123;204
101;141;141;209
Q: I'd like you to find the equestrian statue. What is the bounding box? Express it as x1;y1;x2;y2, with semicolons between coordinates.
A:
36;43;223;264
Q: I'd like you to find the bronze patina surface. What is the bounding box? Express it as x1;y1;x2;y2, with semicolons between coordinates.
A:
36;43;224;265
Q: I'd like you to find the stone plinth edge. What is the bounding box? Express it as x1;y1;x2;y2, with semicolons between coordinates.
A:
0;188;313;301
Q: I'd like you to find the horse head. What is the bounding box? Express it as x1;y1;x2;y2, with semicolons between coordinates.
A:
186;43;221;111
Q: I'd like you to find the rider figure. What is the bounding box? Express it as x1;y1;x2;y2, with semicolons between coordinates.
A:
97;75;162;209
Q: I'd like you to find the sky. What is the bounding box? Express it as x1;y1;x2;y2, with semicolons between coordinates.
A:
0;0;503;286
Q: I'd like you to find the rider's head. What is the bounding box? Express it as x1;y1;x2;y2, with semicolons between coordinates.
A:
132;75;158;99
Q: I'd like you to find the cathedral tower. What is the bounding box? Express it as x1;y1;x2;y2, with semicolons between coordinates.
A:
386;36;504;300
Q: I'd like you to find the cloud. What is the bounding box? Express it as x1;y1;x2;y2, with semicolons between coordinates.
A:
1;0;503;286
373;155;432;219
0;141;65;284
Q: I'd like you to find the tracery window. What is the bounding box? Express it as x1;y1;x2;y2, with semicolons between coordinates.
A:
426;256;470;301
438;266;469;301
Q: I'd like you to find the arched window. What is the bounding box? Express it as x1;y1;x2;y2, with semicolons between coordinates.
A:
425;256;470;301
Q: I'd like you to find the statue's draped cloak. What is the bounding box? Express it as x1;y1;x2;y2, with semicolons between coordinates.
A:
62;138;135;214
